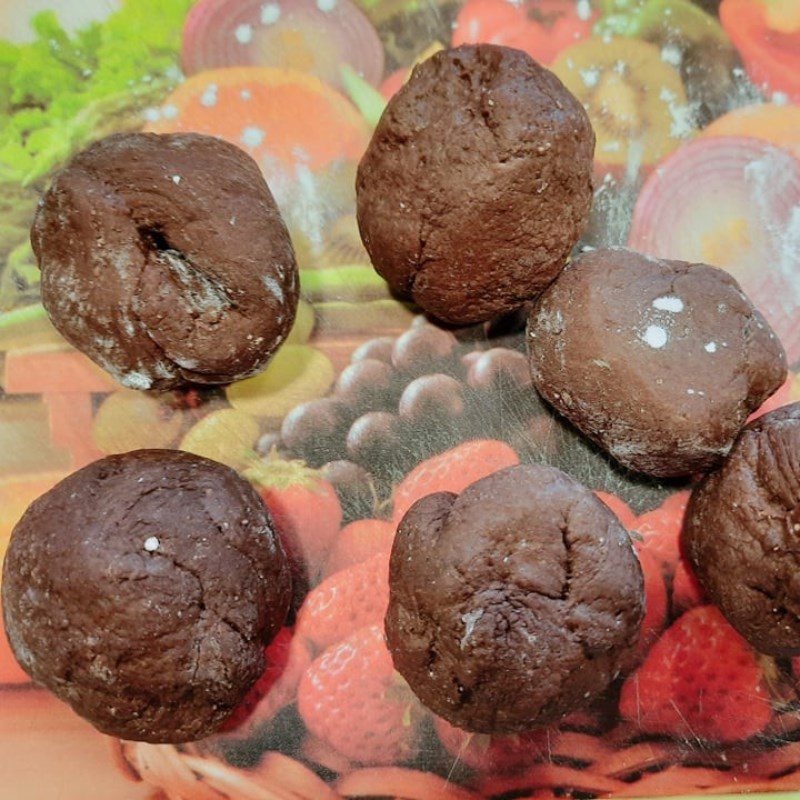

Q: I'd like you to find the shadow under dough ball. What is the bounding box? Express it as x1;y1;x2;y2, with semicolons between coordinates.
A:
385;464;644;734
32;132;298;390
528;248;787;478
683;403;800;656
1;450;291;743
356;44;594;325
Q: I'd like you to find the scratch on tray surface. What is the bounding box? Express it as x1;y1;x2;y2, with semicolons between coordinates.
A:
444;731;471;787
670;699;705;748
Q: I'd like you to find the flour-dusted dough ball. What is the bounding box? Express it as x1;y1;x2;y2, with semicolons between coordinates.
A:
528;248;787;477
385;464;644;733
1;450;291;743
32;132;298;390
356;44;594;325
684;403;800;656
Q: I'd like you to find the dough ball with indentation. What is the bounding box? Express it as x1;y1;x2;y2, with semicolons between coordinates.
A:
31;132;298;390
527;248;787;478
1;450;291;743
356;44;594;325
384;464;644;733
683;403;800;656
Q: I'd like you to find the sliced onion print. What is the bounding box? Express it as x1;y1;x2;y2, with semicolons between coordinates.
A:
182;0;384;90
629;136;800;362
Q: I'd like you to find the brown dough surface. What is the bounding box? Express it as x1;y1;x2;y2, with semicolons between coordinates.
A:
32;132;298;390
385;464;643;733
1;450;291;743
356;44;594;325
683;403;800;656
528;248;787;478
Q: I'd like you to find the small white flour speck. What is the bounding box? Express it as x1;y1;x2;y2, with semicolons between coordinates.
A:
658;87;695;138
235;23;253;43
161;103;179;119
576;0;591;20
261;2;281;24
643;325;668;349
143;107;161;122
200;84;218;107
171;175;181;184
317;0;337;10
653;296;684;312
240;89;252;101
705;342;717;353
579;67;599;88
143;537;160;552
661;44;682;66
263;275;284;302
667;101;696;139
460;608;484;649
241;126;266;148
122;371;152;390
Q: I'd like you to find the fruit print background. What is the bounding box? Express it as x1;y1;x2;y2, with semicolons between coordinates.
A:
1;0;800;797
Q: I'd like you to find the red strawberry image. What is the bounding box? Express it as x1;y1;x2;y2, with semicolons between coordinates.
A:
246;454;343;578
434;716;549;773
636;548;668;659
595;491;636;529
297;624;422;764
672;558;706;616
323;518;395;577
392;440;519;523
219;627;307;733
660;490;691;518
620;606;772;743
748;376;791;423
633;502;684;577
296;551;390;653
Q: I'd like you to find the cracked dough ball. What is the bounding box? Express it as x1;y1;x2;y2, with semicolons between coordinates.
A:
32;132;298;391
528;248;787;478
385;464;644;733
683;403;800;656
1;450;291;743
356;44;594;325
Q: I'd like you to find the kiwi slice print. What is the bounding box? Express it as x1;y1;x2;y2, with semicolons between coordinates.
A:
552;36;694;168
319;215;371;268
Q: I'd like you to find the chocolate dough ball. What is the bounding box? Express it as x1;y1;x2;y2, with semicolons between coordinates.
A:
356;44;594;325
528;248;787;478
32;132;298;390
1;450;291;743
683;403;800;656
385;464;644;733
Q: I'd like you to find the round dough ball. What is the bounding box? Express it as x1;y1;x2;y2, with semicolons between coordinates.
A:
356;44;594;325
32;132;298;390
528;248;787;478
683;403;800;656
1;450;291;743
385;464;644;733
